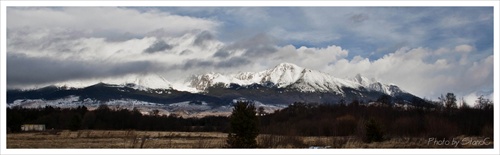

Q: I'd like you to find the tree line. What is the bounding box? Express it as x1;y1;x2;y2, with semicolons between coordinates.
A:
7;105;228;133
7;93;494;147
259;94;494;141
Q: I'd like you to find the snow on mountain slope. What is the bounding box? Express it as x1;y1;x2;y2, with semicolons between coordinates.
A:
349;74;405;95
124;74;172;90
187;62;406;96
188;63;306;91
189;63;357;93
48;62;405;96
55;73;172;91
259;62;305;86
9;96;285;118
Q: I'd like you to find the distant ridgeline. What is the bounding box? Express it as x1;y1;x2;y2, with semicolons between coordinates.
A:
8;63;434;113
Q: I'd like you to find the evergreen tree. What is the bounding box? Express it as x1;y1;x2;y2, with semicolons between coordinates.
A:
81;111;96;129
227;101;259;148
69;114;82;131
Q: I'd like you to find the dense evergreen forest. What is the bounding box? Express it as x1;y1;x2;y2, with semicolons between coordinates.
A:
7;98;493;140
7;105;229;132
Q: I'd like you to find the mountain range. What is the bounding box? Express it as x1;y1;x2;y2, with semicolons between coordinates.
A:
7;63;428;116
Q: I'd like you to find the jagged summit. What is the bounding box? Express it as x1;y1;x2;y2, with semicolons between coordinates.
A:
43;62;407;98
188;62;405;96
352;73;371;85
349;73;405;95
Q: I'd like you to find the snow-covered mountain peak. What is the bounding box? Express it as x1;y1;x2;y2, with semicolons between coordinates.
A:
188;62;358;93
351;74;376;86
184;63;409;96
349;74;406;95
188;72;230;90
263;63;306;86
130;74;173;90
272;62;303;71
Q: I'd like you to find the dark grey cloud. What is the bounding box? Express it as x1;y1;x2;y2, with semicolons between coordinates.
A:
180;49;194;55
181;57;251;70
98;31;142;42
143;39;172;53
182;59;214;70
213;50;230;58
7;27;87;52
193;31;215;46
215;57;251;68
7;53;155;88
212;33;278;58
234;33;278;57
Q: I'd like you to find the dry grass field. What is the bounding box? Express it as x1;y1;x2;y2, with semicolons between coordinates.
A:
7;130;493;148
7;130;227;148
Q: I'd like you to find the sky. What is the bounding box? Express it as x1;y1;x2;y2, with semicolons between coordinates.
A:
6;7;494;105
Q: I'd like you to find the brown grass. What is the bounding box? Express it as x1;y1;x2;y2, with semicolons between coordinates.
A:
6;130;493;148
7;130;227;148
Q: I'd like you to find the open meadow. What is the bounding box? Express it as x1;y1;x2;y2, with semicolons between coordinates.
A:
6;130;493;148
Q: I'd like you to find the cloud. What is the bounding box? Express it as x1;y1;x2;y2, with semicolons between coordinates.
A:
213;50;231;58
7;7;219;39
324;46;493;99
6;7;225;88
155;7;492;58
261;45;349;71
180;49;194;55
229;33;278;57
7;53;155;88
181;57;251;70
463;91;494;107
211;33;277;58
193;31;215;46
143;39;172;53
454;44;474;53
216;57;251;68
6;7;493;101
182;59;214;70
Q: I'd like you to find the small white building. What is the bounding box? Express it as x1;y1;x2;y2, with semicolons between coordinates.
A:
21;124;46;131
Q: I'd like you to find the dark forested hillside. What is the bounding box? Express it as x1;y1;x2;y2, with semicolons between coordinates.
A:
7;99;493;141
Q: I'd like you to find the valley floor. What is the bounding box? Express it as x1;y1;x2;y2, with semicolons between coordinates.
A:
6;130;493;148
